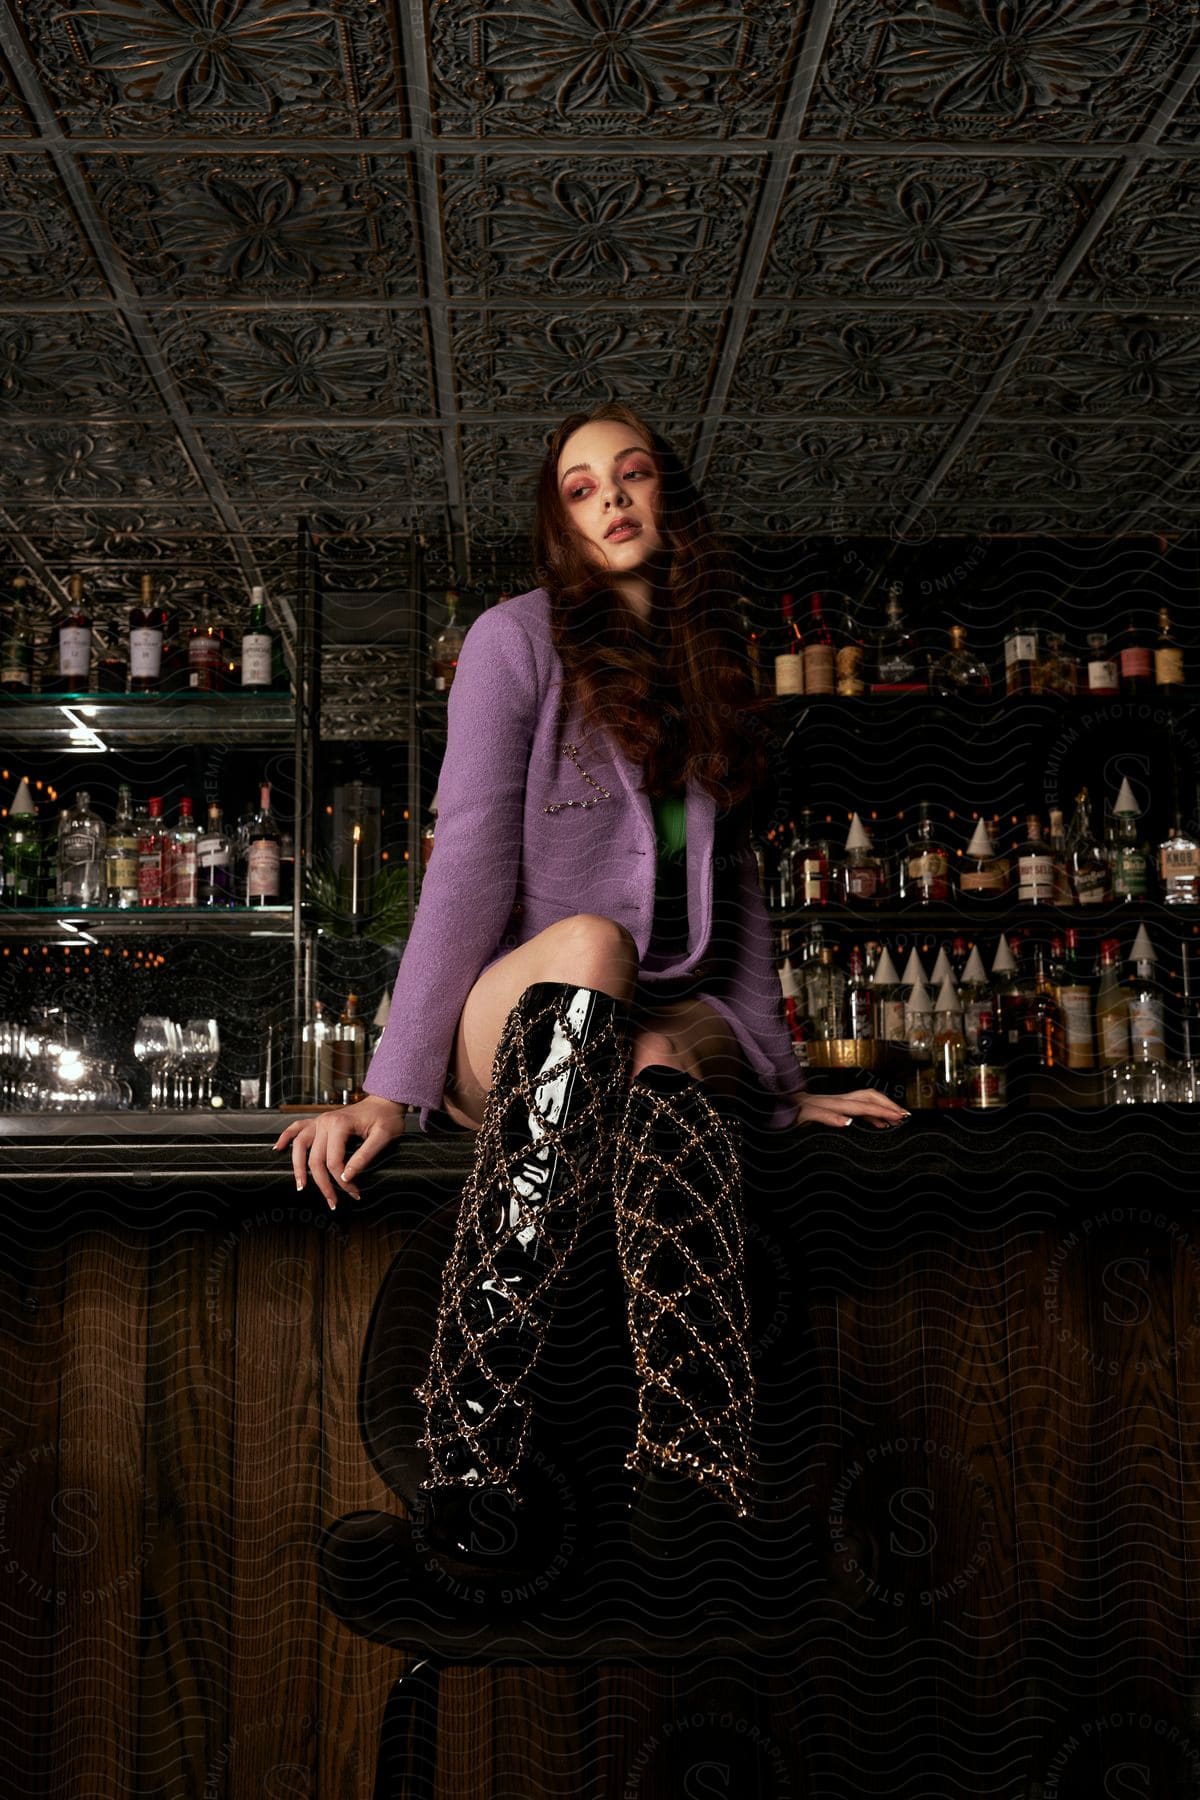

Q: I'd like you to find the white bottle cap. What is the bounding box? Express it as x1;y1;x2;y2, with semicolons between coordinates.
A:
962;945;989;984
1112;776;1139;816
965;817;995;857
250;584;265;605
934;975;963;1013
844;812;873;851
779;956;800;999
900;946;927;988
10;777;35;816
931;945;955;986
872;947;901;986
1130;922;1156;962
991;933;1017;974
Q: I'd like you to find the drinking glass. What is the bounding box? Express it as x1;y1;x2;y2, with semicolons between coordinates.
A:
133;1015;171;1110
185;1018;220;1107
0;1021;25;1111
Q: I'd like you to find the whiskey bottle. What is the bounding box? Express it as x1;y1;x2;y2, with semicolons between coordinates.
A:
1030;950;1064;1070
1108;776;1148;903
1;578;33;694
1155;607;1184;689
1038;631;1078;699
240;587;274;690
1016;814;1056;906
129;574;164;692
105;783;139;909
802;592;835;695
300;998;334;1106
791;807;830;909
430;586;465;694
875;583;918;687
57;790;106;907
1056;929;1096;1071
1095;938;1129;1069
959;944;991;1050
187;598;223;692
57;574;92;691
774;592;804;697
1066;788;1111;906
929;623;991;699
805;946;846;1042
900;800;951;907
1085;628;1119;696
965;1007;1007;1111
835;600;867;697
1003;615;1038;698
841;812;886;906
1047;806;1073;906
197;803;235;908
1160;806;1200;906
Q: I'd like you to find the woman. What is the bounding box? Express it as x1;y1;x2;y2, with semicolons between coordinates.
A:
276;404;905;1558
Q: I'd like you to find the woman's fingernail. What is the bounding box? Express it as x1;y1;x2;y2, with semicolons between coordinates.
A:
843;1116;853;1127
296;1178;305;1191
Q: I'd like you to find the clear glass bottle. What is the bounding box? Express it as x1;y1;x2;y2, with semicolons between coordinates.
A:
1095;938;1129;1069
871;946;905;1042
846;945;874;1040
166;797;199;908
240;586;274;690
1085;628;1119;696
929;623;991;699
430;586;465;694
805;946;846;1041
58;573;92;691
187;597;223;692
900;799;951;907
1038;631;1078;698
1016;814;1056;906
105;783;139;909
841;812;886;906
1066;787;1111;906
331;992;367;1102
301;999;334;1105
1047;806;1073;906
245;782;281;907
1;577;33;695
774;591;804;697
875;583;917;686
1003;615;1038;698
1159;807;1200;905
1030;950;1064;1070
1056;929;1095;1072
802;592;835;695
1155;607;1184;689
790;806;830;909
932;981;967;1109
1108;778;1148;903
1124;927;1166;1064
57;790;106;907
129;574;164;692
198;802;235;908
137;797;166;908
966;1007;1007;1110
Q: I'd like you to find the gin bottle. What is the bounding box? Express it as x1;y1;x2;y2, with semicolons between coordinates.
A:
57;790;106;906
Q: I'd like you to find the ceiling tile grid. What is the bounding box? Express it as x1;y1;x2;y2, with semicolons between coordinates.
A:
0;0;1197;617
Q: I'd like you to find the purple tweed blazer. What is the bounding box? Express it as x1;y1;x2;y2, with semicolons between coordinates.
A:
364;587;803;1132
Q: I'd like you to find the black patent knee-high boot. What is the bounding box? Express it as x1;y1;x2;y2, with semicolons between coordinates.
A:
612;1062;756;1556
414;980;630;1560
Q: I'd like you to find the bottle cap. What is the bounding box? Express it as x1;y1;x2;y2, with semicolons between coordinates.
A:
872;947;901;986
991;933;1017;974
962;945;989;984
1130;922;1156;962
900;946;927;988
965;817;994;858
1112;776;1139;816
844;812;872;851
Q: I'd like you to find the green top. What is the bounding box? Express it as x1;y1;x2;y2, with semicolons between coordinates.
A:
651;789;687;864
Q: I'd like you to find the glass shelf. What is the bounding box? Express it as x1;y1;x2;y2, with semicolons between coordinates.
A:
771;901;1200;933
0;906;295;940
0;693;295;747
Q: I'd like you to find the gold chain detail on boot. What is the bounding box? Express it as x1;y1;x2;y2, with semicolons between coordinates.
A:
612;1077;756;1520
415;989;630;1498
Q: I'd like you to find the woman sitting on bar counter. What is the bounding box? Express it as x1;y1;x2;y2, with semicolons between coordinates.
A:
275;402;906;1560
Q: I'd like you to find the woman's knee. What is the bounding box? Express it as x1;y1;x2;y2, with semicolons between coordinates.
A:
541;913;638;986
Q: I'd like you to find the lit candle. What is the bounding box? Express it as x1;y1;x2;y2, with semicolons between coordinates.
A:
351;821;361;916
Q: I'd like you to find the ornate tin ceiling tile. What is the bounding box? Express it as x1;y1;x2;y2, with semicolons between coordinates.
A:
0;48;32;135
729;308;1023;415
0;311;159;417
0;423;200;502
1070;161;1200;300
761;155;1115;300
450;306;724;413
938;425;1186;514
18;0;404;138
996;312;1200;418
0;153;106;298
157;309;434;416
3;505;227;551
809;0;1194;143
320;645;413;739
703;420;950;533
198;425;447;506
429;0;801;139
82;154;420;299
440;154;762;299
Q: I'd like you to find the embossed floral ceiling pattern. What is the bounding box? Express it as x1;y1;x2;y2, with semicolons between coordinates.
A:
0;0;1199;613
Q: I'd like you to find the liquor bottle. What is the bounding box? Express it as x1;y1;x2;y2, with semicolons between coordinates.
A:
57;790;106;907
1038;631;1078;699
805;946;846;1041
871;946;905;1042
1108;776;1148;903
57;574;92;691
846;945;874;1040
245;782;281;907
165;798;199;908
300;999;334;1106
735;595;764;697
1066;787;1111;906
278;830;295;907
1155;607;1184;689
187;599;223;692
137;797;166;907
1085;628;1119;697
835;600;867;697
1124;924;1166;1064
1117;614;1153;696
105;783;139;909
95;626;127;694
959;816;1010;903
430;586;465;694
959;944;991;1050
1047;807;1073;906
3;777;40;906
1095;938;1128;1069
1016;814;1056;906
994;933;1026;1055
932;977;967;1109
160;606;188;694
802;593;835;696
1003;615;1038;698
899;944;926;1008
197;803;235;908
875;583;918;687
790;807;830;909
1056;929;1096;1071
1030;951;1064;1070
129;574;165;692
905;977;934;1059
965;1006;1008;1110
331;992;367;1103
1;577;33;694
240;586;274;690
774;592;804;697
841;812;886;906
900;800;951;907
1160;805;1200;905
929;623;991;699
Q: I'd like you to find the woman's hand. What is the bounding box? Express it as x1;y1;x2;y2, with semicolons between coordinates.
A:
792;1088;910;1131
273;1094;411;1208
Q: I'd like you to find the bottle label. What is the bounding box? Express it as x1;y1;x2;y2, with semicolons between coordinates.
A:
247;839;281;899
138;849;163;902
1112;847;1148;896
1119;647;1153;679
1156;646;1184;686
198;836;231;870
960;861;1007;894
803;645;835;695
1087;658;1119;692
107;848;138;890
967;1066;1006;1109
61;829;98;866
1;642;29;682
1005;634;1036;666
1017;853;1055;901
1059;989;1094;1064
774;654;804;697
1163;844;1200;879
799;857;827;905
170;847;198;906
59;626;91;679
1072;863;1109;903
1100;1004;1128;1063
878;998;905;1041
241;634;272;686
844;862;880;900
130;627;163;679
1128;996;1165;1059
836;646;865;695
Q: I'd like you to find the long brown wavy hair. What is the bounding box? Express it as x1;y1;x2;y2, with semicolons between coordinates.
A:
528;402;776;826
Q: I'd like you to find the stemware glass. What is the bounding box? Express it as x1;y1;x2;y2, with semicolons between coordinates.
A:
0;1021;25;1111
133;1015;170;1110
188;1018;219;1108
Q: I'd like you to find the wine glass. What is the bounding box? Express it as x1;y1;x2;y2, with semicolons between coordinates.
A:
0;1021;25;1111
133;1015;170;1110
185;1018;220;1108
